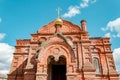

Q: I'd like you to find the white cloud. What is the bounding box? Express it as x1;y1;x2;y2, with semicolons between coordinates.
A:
0;18;2;23
0;33;6;41
107;18;120;32
80;0;89;8
113;48;120;71
62;6;80;18
104;33;111;38
102;18;120;38
0;43;14;74
62;0;97;18
0;70;9;75
101;27;106;31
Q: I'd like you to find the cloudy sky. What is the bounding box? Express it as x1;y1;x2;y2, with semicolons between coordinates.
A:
0;0;120;74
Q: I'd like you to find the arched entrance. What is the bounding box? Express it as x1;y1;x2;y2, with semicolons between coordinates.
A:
47;55;66;80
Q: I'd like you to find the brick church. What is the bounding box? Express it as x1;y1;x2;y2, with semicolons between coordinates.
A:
8;17;119;80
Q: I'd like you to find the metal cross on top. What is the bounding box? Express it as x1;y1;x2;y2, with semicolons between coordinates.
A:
56;7;62;18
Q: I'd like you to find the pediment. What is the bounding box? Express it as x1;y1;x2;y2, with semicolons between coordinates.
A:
38;20;82;34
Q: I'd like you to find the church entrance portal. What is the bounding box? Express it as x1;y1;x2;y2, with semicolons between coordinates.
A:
47;56;66;80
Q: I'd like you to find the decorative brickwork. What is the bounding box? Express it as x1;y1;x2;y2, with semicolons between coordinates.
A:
8;18;119;80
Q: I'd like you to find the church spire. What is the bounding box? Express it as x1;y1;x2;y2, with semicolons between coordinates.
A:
54;7;63;33
56;7;61;18
55;7;63;25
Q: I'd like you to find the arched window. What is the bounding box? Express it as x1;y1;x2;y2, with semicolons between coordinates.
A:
93;57;101;73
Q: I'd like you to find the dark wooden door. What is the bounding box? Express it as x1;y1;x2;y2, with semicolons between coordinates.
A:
52;65;66;80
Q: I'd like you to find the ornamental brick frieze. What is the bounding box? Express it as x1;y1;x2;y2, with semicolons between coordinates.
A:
83;46;91;62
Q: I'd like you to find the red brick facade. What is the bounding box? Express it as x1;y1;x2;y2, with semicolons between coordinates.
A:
8;18;119;80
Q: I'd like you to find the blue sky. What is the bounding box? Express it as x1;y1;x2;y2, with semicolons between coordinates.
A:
0;0;120;74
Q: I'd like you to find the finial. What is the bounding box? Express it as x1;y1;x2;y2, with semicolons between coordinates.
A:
56;7;62;18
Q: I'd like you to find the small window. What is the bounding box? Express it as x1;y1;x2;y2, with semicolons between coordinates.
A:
93;57;101;73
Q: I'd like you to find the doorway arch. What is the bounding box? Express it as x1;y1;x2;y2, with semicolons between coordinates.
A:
47;55;66;80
